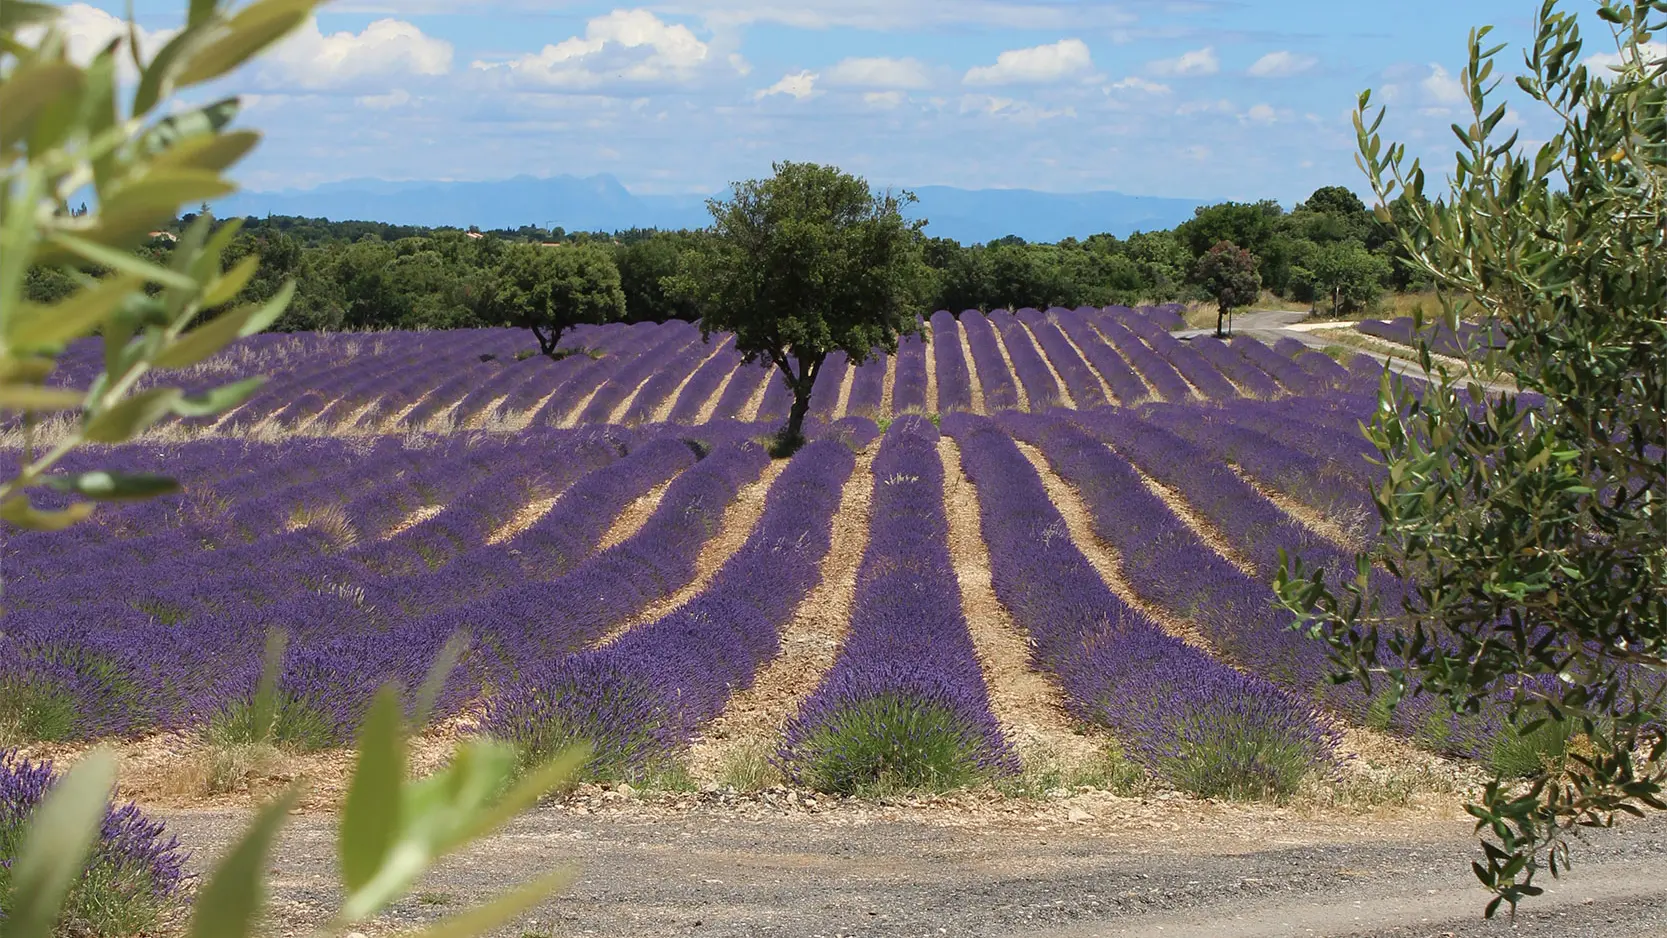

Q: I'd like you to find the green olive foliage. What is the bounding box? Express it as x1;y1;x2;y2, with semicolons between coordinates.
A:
1;5;584;937
1278;0;1667;916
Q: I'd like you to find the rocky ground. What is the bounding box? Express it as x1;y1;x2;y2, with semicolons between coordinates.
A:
159;785;1667;938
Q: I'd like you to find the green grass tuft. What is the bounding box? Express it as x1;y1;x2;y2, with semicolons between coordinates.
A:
787;695;998;796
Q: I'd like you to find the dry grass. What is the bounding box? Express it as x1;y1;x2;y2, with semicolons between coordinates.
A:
714;740;785;791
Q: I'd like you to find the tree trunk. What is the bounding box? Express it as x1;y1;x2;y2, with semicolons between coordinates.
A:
1216;306;1227;338
783;390;811;449
532;324;562;358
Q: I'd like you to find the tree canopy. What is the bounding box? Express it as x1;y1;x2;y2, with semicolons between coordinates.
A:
673;161;925;449
471;242;626;357
1191;241;1261;336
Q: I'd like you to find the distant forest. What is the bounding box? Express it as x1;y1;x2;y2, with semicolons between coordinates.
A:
25;186;1429;333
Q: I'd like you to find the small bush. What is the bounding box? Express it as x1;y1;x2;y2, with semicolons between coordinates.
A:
716;741;783;791
1490;717;1574;780
209;693;339;751
0;750;188;937
782;694;998;796
0;680;79;744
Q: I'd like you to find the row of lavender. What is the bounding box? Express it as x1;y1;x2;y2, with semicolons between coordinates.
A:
13;383;1511;792
1356;316;1506;358
0;414;876;744
27;307;1363;443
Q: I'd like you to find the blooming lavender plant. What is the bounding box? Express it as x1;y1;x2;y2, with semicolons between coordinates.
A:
929;311;974;413
943;412;1338;798
960;312;1020;410
779;416;1015;792
484;440;856;777
1;750;187;936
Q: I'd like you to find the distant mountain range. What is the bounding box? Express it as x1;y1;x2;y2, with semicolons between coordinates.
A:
210;174;1206;244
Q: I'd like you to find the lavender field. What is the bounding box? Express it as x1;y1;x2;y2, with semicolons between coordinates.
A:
2;304;1453;797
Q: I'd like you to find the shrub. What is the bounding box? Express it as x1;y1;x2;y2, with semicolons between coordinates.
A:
0;751;187;937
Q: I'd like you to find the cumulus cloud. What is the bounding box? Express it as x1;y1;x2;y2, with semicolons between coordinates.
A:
473;10;712;90
958;93;1075;121
863;90;905;108
264;17;452;89
963;38;1093;85
356;89;414;109
1108;76;1170;94
1148;46;1218;77
1587;41;1667;72
18;4;173;75
1247;50;1316;78
1420;64;1466;104
1244;103;1278;123
756;69;818;99
824;56;931;89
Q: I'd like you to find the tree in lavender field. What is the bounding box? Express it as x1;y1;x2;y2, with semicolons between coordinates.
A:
673;161;925;453
1278;0;1667;917
472;241;626;359
1191;241;1261;337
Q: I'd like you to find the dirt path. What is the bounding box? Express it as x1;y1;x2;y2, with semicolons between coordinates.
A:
593;459;789;648
158;806;1667;938
940;438;1105;769
833;361;858;421
682;452;875;782
1053;324;1118;406
695;362;740;424
653;342;729;424
1018;322;1077;410
955;319;987;416
879;352;898;420
923;334;940;415
596;479;673;550
987;325;1031;413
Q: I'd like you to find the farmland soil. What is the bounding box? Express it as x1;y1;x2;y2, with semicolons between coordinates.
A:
159;800;1667;938
682;450;876;782
939;438;1106;770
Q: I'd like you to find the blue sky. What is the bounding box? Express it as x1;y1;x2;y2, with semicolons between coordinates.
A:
59;0;1579;203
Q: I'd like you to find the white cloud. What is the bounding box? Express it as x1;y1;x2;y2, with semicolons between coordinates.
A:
1149;46;1218;77
474;10;710;90
356;89;413;109
756;70;818;99
1175;98;1232;115
1248;50;1316;78
963;39;1093;86
727;52;752;76
1420;64;1465;104
646;0;1136;32
863;90;905;108
825;56;931;89
18;4;173;76
1245;103;1278;123
1587;41;1667;72
958;93;1076;121
263;17;450;90
1108;76;1170;94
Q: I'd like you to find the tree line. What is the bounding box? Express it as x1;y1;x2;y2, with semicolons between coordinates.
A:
24;186;1426;336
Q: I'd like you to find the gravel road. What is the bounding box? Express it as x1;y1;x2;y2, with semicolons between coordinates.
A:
160;795;1667;938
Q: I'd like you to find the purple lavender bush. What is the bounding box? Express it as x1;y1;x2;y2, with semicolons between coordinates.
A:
943;413;1338;799
779;416;1015;793
1;750;187;936
483;440;855;778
